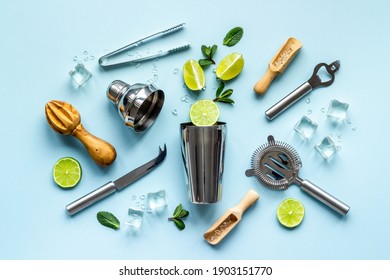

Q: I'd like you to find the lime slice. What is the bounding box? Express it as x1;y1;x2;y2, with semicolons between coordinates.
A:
190;100;220;126
277;198;305;228
52;157;82;188
216;52;244;81
183;59;205;91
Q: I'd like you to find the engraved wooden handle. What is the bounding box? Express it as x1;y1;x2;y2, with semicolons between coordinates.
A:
71;124;117;166
254;68;279;95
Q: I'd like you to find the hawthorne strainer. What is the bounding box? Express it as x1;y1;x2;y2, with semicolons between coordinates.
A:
245;135;349;215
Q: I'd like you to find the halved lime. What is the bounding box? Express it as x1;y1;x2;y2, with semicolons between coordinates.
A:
183;59;205;91
52;157;82;188
190;100;220;126
277;198;305;228
216;52;244;81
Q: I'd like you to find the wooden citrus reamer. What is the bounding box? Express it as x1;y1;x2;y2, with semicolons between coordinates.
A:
45;100;117;166
254;37;302;95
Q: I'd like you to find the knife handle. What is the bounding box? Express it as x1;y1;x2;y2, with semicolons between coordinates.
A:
66;181;117;216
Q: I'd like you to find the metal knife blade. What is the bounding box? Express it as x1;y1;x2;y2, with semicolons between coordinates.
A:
66;144;167;216
114;144;167;190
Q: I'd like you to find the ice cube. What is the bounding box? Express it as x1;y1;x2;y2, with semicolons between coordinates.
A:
294;116;318;139
68;62;92;86
125;208;144;229
315;136;337;159
146;189;167;211
327;99;349;120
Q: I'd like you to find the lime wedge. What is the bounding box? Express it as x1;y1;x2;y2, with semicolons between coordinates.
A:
277;198;305;228
52;157;82;188
183;59;206;91
216;52;244;81
190;100;220;126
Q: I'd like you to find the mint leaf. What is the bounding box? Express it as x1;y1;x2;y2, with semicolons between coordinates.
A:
97;211;120;230
199;59;213;67
201;45;211;57
210;45;218;57
173;218;185;230
218;97;235;104
223;27;244;46
178;209;189;218
216;81;225;97
220;89;233;98
173;204;183;218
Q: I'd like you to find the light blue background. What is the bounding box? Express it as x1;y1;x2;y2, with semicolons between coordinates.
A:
1;0;389;260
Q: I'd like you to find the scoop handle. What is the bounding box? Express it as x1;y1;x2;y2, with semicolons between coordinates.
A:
300;180;350;215
234;189;260;216
72;124;117;166
254;68;279;95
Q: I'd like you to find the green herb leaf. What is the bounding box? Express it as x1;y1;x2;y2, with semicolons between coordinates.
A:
173;218;185;230
201;45;211;57
220;89;233;99
97;211;120;230
218;97;235;104
216;81;225;97
173;204;183;218
223;27;244;47
199;59;213;67
210;45;218;57
178;209;189;218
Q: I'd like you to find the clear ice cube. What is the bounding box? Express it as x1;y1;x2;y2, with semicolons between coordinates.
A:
146;189;167;211
125;208;144;228
294;116;318;139
327;99;349;120
315;136;337;159
68;62;92;86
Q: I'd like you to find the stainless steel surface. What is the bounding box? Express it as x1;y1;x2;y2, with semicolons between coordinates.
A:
180;122;226;204
66;144;167;216
98;23;189;68
107;80;164;132
246;135;349;215
265;82;312;120
265;60;341;120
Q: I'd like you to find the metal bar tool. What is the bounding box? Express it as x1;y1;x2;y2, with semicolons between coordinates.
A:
98;23;189;68
66;144;167;215
265;60;340;120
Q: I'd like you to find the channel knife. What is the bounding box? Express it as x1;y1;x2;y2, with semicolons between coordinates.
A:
66;144;167;216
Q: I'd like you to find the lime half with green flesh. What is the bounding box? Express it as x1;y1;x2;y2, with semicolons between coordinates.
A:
277;198;305;228
183;59;206;91
190;100;220;126
53;157;82;188
216;52;244;81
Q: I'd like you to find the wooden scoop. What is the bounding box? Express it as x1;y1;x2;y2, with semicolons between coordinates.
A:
254;37;302;95
45;100;117;166
203;189;259;245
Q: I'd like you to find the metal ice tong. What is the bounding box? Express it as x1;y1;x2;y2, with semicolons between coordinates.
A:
265;60;341;120
98;23;190;68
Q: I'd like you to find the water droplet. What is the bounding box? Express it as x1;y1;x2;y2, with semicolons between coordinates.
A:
202;86;206;91
321;107;326;113
136;202;141;207
352;126;357;131
172;109;178;115
307;110;312;115
140;195;145;200
146;48;150;54
173;68;179;74
181;95;188;102
89;55;95;60
131;195;137;200
135;63;141;68
141;204;145;210
337;146;342;151
83;57;89;61
127;51;134;57
152;68;158;74
213;68;217;73
347;118;352;124
153;74;158;81
73;56;79;61
306;98;311;104
158;50;163;54
83;51;88;56
153;58;159;62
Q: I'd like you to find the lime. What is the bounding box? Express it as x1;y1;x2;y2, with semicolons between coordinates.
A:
52;157;82;188
190;100;220;126
216;52;244;81
183;59;205;91
277;198;305;228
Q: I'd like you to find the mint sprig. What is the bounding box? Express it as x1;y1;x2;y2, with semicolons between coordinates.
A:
168;204;189;230
199;45;218;67
213;81;235;104
97;211;120;230
223;27;244;47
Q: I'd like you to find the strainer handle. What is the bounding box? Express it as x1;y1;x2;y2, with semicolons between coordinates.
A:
300;180;350;215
